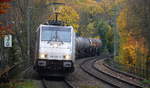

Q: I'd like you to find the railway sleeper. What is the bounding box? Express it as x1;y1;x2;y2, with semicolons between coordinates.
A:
0;73;9;83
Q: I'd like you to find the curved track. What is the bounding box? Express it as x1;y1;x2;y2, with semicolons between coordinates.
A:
80;57;143;88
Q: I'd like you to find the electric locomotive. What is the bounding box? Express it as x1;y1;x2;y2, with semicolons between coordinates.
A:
34;21;76;76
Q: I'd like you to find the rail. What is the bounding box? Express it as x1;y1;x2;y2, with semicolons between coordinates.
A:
0;63;19;83
80;57;120;88
40;75;75;88
93;58;143;88
80;56;143;88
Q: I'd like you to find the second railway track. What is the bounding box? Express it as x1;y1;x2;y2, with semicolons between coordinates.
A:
80;56;143;88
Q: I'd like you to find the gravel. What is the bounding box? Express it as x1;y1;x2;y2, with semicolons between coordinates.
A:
66;58;114;88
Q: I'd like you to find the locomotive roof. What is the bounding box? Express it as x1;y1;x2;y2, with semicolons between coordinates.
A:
36;24;73;32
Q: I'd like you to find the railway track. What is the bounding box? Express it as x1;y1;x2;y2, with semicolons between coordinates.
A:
0;61;30;83
21;65;75;88
40;76;74;88
80;57;143;88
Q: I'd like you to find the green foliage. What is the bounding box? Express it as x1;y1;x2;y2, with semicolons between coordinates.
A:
96;20;113;53
74;1;104;36
142;80;150;84
0;80;36;88
80;85;102;88
78;0;86;2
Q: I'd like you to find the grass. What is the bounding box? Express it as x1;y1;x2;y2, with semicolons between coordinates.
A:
142;79;150;84
0;80;36;88
140;79;150;88
80;85;102;88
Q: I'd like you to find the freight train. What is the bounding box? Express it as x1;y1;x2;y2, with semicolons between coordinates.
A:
33;21;102;76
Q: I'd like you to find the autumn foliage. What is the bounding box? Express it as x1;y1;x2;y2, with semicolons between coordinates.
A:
116;0;150;79
48;6;79;32
0;0;13;37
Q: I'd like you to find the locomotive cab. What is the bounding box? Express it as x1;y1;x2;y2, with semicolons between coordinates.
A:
34;24;75;76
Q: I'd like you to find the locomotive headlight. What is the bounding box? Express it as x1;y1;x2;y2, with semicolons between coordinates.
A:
53;44;58;47
39;53;47;59
64;54;71;60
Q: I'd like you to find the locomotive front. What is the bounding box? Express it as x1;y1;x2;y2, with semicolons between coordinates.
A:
34;24;75;76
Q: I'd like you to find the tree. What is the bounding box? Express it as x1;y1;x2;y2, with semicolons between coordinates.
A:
3;0;49;64
0;0;13;37
48;6;79;32
96;20;113;53
117;0;150;79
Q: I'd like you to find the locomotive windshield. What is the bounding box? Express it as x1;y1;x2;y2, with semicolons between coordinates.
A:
41;26;71;42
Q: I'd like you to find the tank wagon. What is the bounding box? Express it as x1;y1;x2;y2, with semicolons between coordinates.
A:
76;37;102;58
